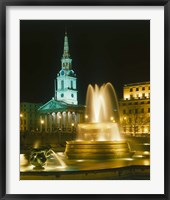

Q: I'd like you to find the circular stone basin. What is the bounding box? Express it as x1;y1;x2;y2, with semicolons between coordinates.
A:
64;140;134;160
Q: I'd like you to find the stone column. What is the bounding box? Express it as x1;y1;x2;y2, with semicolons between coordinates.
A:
49;114;52;133
57;112;62;129
68;112;70;129
45;114;47;132
40;115;42;132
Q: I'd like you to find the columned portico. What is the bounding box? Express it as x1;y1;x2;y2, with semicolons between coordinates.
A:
39;104;85;133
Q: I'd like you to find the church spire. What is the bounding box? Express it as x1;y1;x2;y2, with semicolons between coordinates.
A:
61;31;72;70
63;30;69;58
55;31;78;105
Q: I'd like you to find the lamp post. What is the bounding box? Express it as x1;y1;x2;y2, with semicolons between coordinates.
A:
40;119;44;132
71;123;74;131
85;115;88;121
20;113;23;132
110;116;115;123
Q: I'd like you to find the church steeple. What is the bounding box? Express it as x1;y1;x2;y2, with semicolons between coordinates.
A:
63;31;69;58
61;31;72;70
54;31;78;105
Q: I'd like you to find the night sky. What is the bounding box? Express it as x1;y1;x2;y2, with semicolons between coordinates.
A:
20;20;150;104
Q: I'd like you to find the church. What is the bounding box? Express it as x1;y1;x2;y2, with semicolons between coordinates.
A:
38;32;85;133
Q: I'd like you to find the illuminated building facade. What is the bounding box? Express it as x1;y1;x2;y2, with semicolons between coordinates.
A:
20;102;42;132
38;32;85;133
119;82;150;135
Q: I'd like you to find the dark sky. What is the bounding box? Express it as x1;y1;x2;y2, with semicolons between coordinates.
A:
20;20;150;104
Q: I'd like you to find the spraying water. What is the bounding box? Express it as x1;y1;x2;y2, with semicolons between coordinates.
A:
77;83;121;141
48;149;67;168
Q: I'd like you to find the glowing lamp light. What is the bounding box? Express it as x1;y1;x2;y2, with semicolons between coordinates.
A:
85;115;88;119
71;123;74;127
20;114;23;117
40;120;44;124
110;116;114;121
124;117;127;120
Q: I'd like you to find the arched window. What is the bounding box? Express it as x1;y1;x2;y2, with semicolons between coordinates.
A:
71;80;73;89
61;80;64;89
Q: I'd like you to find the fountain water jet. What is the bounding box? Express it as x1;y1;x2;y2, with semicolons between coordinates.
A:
65;83;133;159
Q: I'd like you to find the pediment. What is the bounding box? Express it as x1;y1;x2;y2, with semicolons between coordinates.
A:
38;99;68;112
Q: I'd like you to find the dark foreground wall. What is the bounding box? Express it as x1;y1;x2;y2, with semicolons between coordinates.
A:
20;165;150;180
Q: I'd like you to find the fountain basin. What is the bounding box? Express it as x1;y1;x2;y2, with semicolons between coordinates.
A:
64;140;134;159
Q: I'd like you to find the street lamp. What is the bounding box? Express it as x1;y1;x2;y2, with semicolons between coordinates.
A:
110;116;115;123
20;114;23;132
40;120;44;132
85;115;88;119
71;123;75;132
110;116;114;121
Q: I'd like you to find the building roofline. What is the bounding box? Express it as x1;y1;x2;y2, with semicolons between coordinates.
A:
124;81;150;87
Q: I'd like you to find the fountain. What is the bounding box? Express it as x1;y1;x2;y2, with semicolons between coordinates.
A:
65;83;134;159
29;145;66;169
20;83;149;179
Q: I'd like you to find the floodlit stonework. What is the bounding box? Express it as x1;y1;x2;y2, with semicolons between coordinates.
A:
119;82;150;136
